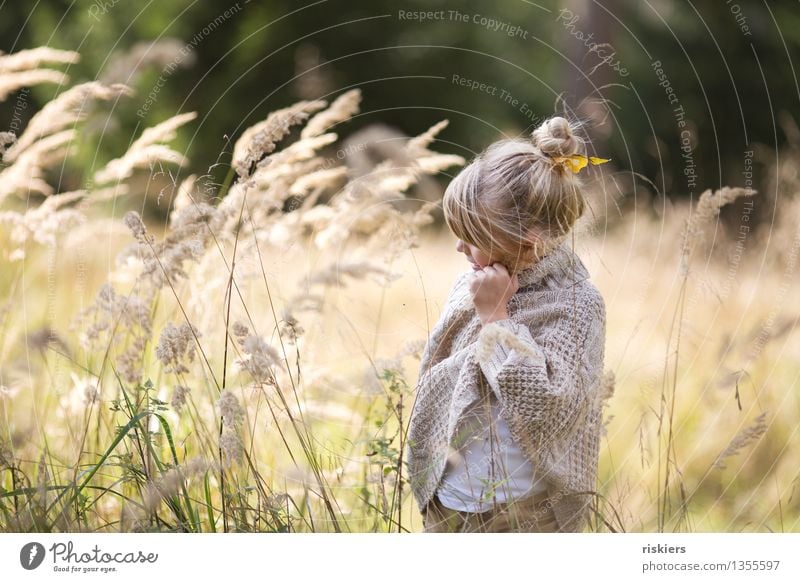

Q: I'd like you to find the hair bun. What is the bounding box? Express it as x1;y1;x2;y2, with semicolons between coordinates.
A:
531;116;582;158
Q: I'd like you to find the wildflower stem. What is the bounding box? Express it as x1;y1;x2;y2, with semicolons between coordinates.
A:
217;162;236;201
656;265;688;532
246;208;344;531
218;176;251;533
45;410;151;521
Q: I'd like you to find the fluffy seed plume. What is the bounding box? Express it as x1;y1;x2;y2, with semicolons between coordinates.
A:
231;321;250;338
236;333;282;384
403;339;427;358
0;70;70;102
94;112;197;184
168;174;198;227
304;261;401;288
300;89;361;139
278;309;304;344
72;283;153;384
140;456;208;513
4;81;132;161
121;209;212;290
288;166;348;199
0;47;80;73
0;81;131;200
170;384;191;413
0;131;76;200
713;411;769;470
0;190;87;259
123;211;152;243
232;99;327;180
406;119;449;152
216;390;244;428
155;321;199;375
305;118;463;253
219;429;243;466
0;47;79;101
681;187;757;267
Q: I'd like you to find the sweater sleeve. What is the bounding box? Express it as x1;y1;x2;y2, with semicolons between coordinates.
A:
416;271;471;375
475;293;605;448
427;343;475;386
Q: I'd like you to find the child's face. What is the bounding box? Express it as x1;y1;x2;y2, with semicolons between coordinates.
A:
455;239;497;271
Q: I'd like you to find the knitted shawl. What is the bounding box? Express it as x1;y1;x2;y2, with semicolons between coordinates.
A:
405;240;608;532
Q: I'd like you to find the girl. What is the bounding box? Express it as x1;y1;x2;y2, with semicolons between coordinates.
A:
405;116;609;533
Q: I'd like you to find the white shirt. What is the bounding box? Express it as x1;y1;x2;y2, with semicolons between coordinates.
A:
436;393;548;512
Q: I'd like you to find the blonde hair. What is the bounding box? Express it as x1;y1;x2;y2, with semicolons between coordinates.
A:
443;116;588;273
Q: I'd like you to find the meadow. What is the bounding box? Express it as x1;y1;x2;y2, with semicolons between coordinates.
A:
1;46;799;533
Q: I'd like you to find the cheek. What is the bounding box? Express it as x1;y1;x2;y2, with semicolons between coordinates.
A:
473;248;491;266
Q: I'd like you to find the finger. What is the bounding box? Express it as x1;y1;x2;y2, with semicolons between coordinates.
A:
491;262;509;273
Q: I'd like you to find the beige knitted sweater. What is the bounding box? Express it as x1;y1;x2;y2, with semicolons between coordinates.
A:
405;240;608;532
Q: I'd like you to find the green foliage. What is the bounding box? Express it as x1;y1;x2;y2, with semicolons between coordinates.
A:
3;0;796;219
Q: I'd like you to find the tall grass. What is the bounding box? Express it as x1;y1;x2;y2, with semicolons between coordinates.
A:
1;46;799;532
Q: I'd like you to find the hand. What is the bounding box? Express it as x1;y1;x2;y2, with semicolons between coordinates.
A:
468;263;519;324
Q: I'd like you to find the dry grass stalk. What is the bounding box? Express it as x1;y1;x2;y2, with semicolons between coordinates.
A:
94;112;198;184
4;81;132;161
300;89;361;139
713;411;769;470
0;47;79;101
0;47;80;73
0;70;70;102
1;58;476;532
232;99;327;180
680;186;757;273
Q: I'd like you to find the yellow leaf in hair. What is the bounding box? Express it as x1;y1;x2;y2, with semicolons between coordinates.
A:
551;154;610;173
567;155;589;173
551;154;587;174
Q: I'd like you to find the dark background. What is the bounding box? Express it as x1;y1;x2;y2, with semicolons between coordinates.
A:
2;0;798;228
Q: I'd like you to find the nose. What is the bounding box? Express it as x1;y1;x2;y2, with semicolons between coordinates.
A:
456;239;465;253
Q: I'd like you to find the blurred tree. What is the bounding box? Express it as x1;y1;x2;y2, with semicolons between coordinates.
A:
0;0;797;230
